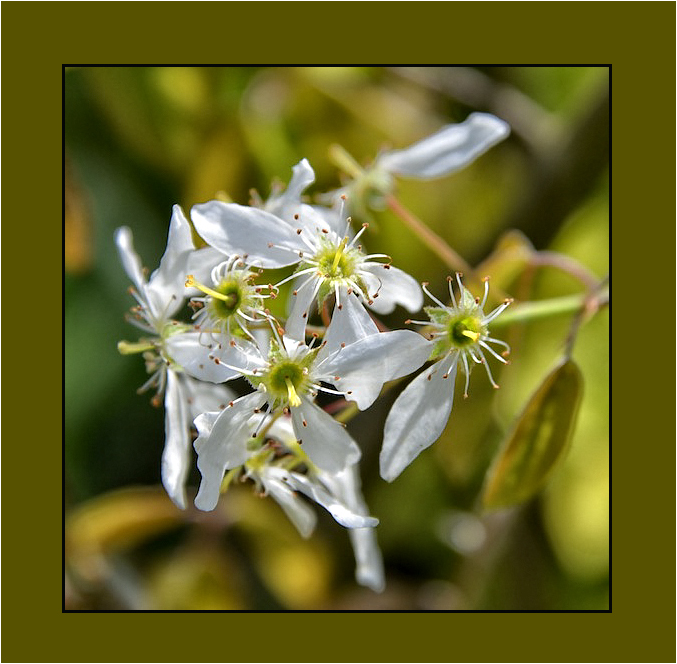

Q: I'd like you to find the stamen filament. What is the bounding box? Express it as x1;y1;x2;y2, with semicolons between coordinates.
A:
422;282;447;309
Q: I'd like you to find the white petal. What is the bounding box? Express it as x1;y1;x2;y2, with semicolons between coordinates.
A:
185;246;225;293
182;375;238;420
361;264;423;314
260;467;317;538
146;205;196;320
320;330;433;410
266;158;315;215
194;391;268;511
291;399;361;474
319;465;385;590
284;274;321;342
282;472;378;529
317;290;379;362
349;527;386;592
161;370;191;509
115;226;147;293
165;333;252;383
191;201;302;268
377;113;510;179
380;357;458;482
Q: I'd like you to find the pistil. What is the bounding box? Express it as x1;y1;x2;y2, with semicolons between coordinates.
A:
285;377;302;407
331;237;348;273
185;274;237;306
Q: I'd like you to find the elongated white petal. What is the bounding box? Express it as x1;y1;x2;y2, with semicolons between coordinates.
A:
194;391;268;511
281;472;378;529
260;467;317;538
361;264;423;314
192;201;302;268
145;205;196;320
285;274;321;342
161;370;191;509
319;465;385;590
380;357;458;482
377;113;510;179
291;399;361;474
266;158;315;215
320;330;433;410
349;527;386;592
115;226;147;293
165;333;251;383
317;291;379;362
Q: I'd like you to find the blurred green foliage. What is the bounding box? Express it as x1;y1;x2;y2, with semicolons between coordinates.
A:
65;66;608;610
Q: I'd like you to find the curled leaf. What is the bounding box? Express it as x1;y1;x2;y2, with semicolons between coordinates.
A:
482;359;583;510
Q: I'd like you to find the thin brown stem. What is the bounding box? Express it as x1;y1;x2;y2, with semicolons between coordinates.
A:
385;193;510;302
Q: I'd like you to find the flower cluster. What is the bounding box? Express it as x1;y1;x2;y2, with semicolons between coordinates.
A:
116;113;511;591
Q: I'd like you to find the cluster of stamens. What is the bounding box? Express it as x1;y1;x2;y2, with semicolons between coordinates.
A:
408;273;512;397
185;257;273;343
264;199;392;313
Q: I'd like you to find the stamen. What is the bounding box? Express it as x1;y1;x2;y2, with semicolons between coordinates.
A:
422;282;447;309
480;276;490;309
273;266;318;290
461;353;471;398
484;336;511;352
185;275;237;306
455;272;465;297
483;299;512;324
477;348;500;388
347;222;369;249
479;339;509;364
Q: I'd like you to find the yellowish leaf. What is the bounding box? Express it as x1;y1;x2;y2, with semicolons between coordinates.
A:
482;359;583;510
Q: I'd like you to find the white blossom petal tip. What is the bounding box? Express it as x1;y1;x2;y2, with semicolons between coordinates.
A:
377;112;510;180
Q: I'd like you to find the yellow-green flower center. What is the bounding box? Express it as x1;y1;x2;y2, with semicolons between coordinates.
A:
265;359;310;408
449;315;483;347
314;238;359;280
209;280;242;319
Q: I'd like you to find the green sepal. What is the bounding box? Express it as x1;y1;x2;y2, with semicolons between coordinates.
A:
459;286;477;310
424;306;449;325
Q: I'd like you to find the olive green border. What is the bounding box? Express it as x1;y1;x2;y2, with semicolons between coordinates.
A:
3;2;674;662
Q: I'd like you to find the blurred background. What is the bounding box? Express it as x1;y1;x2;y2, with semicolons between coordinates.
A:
65;66;609;610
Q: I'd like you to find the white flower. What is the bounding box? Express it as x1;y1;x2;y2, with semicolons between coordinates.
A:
379;274;512;482
190;312;431;484
193;411;371;524
161;254;277;385
184;256;273;342
115;205;220;334
163;372;236;509
115;207;235;508
191;159;423;341
376;112;510;180
192;410;384;590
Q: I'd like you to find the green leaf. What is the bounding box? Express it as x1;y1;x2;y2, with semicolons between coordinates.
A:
482;359;583;511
